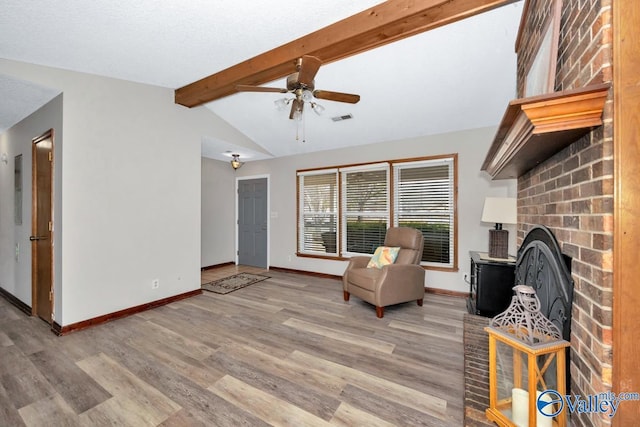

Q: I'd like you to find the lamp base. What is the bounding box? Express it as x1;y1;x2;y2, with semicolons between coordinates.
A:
488;229;509;259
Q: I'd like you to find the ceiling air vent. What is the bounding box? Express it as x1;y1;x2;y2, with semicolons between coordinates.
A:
331;114;353;122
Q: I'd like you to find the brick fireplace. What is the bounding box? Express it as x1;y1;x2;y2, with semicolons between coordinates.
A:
464;0;613;426
517;1;613;426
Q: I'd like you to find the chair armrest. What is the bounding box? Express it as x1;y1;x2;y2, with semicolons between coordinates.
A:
342;256;372;290
375;264;425;306
346;256;371;269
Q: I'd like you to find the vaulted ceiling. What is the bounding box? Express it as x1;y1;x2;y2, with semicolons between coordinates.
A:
0;0;524;162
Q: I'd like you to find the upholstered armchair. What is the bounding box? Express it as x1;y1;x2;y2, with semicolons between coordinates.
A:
342;227;425;318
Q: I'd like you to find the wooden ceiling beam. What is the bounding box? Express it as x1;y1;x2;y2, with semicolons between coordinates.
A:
175;0;516;108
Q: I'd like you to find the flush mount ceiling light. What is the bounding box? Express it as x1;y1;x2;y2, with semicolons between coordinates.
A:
230;153;243;170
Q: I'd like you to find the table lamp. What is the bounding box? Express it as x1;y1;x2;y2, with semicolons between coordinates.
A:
481;197;517;259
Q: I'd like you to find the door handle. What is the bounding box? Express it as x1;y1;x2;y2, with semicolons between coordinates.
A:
29;235;48;241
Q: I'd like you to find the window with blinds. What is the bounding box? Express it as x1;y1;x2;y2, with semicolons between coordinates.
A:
296;154;457;270
393;158;455;267
297;171;338;255
341;165;389;255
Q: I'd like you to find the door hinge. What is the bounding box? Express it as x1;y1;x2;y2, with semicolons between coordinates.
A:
237;250;239;255
48;221;52;232
48;152;52;162
49;290;53;301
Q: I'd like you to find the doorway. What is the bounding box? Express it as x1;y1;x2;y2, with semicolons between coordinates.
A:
237;177;268;268
31;129;54;324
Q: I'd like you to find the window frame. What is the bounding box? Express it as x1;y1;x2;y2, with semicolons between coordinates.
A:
296;168;340;257
296;154;458;271
392;156;457;270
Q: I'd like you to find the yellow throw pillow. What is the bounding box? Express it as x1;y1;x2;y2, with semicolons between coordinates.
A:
367;246;401;269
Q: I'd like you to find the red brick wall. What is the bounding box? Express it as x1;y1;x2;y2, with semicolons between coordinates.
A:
516;1;613;426
463;314;493;427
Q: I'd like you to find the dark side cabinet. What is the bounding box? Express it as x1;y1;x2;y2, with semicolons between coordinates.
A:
467;251;516;317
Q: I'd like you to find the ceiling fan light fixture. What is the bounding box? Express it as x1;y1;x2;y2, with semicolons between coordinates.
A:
302;89;314;102
230;153;244;170
274;98;290;110
311;102;325;116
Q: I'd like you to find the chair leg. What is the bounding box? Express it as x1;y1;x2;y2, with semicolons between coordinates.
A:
375;306;384;318
417;298;423;306
343;291;350;301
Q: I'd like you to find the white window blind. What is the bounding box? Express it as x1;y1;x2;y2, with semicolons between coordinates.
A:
341;164;389;255
393;158;455;267
298;171;338;254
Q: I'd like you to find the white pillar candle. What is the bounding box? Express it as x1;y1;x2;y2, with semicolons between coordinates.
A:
512;388;529;427
536;391;553;427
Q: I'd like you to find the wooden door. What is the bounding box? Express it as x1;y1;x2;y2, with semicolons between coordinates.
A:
31;130;54;323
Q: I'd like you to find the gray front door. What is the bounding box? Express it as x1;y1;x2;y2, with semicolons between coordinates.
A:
238;178;268;268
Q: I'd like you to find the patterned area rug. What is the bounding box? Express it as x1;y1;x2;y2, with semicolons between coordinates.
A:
201;273;269;295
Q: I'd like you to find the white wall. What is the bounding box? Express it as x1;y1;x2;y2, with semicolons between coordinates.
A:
201;157;236;267
225;127;517;293
0;95;63;307
0;59;265;325
0;62;515;326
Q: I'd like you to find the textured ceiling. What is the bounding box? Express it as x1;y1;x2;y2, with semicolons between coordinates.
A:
0;74;60;134
0;0;524;160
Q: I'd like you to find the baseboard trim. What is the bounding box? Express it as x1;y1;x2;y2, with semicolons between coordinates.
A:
268;267;469;298
269;266;342;280
425;287;468;298
0;286;32;315
201;261;235;271
51;289;202;336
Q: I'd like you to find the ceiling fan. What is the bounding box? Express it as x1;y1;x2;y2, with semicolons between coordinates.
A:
236;55;360;120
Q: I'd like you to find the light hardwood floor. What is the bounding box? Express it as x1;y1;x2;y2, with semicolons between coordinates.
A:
0;265;467;426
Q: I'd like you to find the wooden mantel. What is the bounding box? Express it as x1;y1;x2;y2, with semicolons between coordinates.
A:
481;83;610;179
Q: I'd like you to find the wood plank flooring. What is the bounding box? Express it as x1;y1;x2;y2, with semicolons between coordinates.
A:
0;266;467;426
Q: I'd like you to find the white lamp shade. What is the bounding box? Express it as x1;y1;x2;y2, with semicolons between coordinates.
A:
481;197;517;225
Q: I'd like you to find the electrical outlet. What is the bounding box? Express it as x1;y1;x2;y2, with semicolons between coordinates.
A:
152;279;159;289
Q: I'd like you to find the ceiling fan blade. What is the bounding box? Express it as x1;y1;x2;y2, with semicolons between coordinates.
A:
289;98;304;120
236;84;288;93
313;90;360;104
297;55;322;87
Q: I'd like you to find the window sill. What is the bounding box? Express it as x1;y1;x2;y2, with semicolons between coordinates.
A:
296;252;345;261
295;252;458;272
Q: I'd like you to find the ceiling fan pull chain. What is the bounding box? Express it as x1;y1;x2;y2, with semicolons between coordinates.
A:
302;109;307;143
